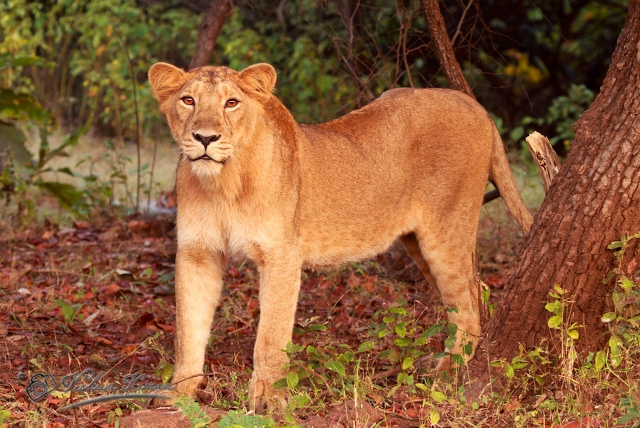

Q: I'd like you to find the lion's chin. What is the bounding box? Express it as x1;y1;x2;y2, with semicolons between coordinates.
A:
189;160;224;177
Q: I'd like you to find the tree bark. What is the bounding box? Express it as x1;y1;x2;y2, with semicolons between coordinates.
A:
421;0;475;98
188;0;233;69
483;0;640;361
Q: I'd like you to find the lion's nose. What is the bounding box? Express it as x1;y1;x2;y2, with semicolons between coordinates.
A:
192;133;221;149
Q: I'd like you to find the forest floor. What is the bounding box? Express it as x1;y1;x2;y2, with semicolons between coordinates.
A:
0;193;637;427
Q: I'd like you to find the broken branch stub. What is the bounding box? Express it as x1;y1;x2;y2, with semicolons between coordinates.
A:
525;131;560;192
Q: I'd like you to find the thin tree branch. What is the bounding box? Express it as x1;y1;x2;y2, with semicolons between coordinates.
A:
450;0;474;47
189;0;233;69
421;0;475;98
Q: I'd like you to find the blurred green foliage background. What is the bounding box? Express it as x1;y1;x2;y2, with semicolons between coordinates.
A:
0;0;630;219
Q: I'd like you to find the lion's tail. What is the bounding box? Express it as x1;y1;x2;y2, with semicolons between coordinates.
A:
489;124;534;234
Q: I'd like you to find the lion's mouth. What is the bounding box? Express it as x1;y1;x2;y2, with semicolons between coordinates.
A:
190;154;226;164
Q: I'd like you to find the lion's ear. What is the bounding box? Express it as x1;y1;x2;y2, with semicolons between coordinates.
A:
148;62;187;103
238;63;277;99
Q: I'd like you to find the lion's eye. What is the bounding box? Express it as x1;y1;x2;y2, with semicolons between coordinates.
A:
182;96;195;106
225;99;239;108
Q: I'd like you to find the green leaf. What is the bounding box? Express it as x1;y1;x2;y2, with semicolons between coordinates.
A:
401;357;414;371
463;341;473;356
413;335;427;346
607;241;623;250
415;383;428;393
36;181;86;213
285;341;304;354
504;364;515;378
429;410;440;425
602;270;616;284
286;371;299;389
397;372;414;385
272;378;288;389
446;323;458;336
0;54;54;70
609;335;623;350
444;336;456;350
547;315;563;329
0;88;49;122
430;390;446;403
594;350;606;371
545;300;562;313
617;411;640;425
601;312;617;323
161;364;173;384
324;360;345;377
451;353;466;367
482;288;490;303
393;337;412;347
54;299;80;323
306;323;327;331
378;328;391;338
340;350;354;363
609;335;623;368
567;329;579;340
357;341;374;353
0;123;33;164
390;307;406;315
394;322;407;338
423;324;443;338
620;276;635;291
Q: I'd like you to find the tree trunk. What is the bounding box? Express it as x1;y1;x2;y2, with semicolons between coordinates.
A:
188;0;233;69
483;0;640;361
421;0;475;98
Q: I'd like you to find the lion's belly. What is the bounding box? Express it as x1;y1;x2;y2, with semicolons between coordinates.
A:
300;238;398;268
298;209;414;268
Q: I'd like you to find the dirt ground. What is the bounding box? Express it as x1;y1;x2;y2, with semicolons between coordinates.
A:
0;209;526;427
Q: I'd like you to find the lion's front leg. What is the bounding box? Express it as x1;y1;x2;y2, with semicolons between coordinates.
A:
172;248;224;398
250;249;302;411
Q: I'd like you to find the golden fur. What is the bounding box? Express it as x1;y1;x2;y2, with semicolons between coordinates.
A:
148;61;533;409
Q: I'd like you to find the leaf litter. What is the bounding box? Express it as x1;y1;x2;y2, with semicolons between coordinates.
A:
0;215;520;427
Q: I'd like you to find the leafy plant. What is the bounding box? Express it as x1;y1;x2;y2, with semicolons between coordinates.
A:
545;284;581;381
0;53;51;166
281;323;358;403
0;408;11;428
600;232;640;368
499;84;595;153
53;299;84;325
617;395;640;426
218;410;276;428
0;53;98;219
173;396;212;428
371;304;467;388
106;406;123;428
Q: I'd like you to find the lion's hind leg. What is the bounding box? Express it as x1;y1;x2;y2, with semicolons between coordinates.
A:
412;227;481;370
400;233;436;286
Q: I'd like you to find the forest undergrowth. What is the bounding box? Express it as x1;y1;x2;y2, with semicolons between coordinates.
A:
0;191;638;427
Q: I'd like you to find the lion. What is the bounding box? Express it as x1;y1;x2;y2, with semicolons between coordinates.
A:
148;61;533;409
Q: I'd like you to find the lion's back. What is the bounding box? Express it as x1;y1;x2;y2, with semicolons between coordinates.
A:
300;87;494;168
296;87;496;266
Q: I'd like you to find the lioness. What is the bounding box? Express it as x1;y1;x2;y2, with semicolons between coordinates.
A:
148;62;533;409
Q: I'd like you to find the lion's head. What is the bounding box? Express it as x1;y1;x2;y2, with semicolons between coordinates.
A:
148;62;277;178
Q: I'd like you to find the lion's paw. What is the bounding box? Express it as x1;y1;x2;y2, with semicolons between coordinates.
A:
249;377;287;412
435;355;454;372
